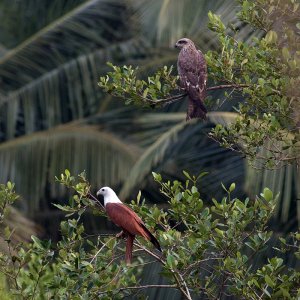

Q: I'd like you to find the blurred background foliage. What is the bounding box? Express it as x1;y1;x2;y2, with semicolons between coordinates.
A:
0;0;298;258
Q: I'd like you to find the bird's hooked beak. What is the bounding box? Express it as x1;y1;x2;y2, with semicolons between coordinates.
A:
96;190;104;206
96;189;103;199
174;42;179;48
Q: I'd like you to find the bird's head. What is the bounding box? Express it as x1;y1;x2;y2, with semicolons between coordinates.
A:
96;186;122;206
175;38;194;49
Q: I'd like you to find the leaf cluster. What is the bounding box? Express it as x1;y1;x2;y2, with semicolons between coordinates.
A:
98;63;182;107
0;182;19;223
98;1;300;168
0;171;299;299
207;0;300;167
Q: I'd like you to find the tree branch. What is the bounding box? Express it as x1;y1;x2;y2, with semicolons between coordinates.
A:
142;93;187;106
133;241;192;300
143;83;249;107
206;83;249;91
90;237;114;263
116;284;177;291
97;284;178;297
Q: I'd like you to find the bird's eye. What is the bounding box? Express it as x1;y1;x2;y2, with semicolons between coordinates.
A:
101;188;105;192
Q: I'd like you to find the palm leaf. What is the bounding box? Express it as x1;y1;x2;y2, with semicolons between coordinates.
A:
119;112;245;200
0;0;131;92
134;0;233;47
245;143;299;227
0;0;145;141
0;38;147;140
0;124;138;213
0;0;85;48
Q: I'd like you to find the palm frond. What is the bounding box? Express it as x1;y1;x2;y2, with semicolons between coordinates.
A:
0;124;139;214
134;0;234;47
0;38;147;140
119;112;245;200
245;146;299;227
0;207;41;253
0;0;85;48
0;0;131;93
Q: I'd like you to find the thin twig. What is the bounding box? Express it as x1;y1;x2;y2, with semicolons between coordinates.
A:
87;192;105;211
142;93;187;105
206;83;249;91
134;241;192;300
143;83;250;107
31;262;48;300
90;237;114;263
114;284;177;291
98;284;178;296
182;257;222;276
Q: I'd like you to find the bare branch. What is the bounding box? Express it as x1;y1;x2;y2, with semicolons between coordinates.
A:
142;93;187;106
115;284;177;291
90;237;114;263
206;83;250;91
133;241;192;300
142;83;249;107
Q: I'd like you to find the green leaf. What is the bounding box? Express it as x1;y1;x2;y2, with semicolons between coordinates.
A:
166;254;177;268
282;47;291;61
265;30;277;44
31;235;44;250
229;183;236;192
215;228;224;237
183;170;192;181
197;172;209;180
52;203;73;212
262;188;273;202
152;172;162;182
265;275;275;288
191;186;198;194
241;58;248;67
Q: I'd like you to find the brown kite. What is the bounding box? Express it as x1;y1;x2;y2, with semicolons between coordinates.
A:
175;38;207;120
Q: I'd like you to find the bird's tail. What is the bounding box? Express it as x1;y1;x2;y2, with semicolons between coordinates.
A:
125;234;135;265
141;224;162;252
186;98;207;120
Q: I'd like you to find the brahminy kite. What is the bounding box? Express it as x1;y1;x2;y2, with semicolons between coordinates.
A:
97;187;161;264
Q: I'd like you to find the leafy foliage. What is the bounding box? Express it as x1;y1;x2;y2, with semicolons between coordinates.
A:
0;172;299;299
99;64;180;107
98;0;300;169
207;0;300;168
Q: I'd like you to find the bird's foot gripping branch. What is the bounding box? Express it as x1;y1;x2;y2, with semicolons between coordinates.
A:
1;170;299;299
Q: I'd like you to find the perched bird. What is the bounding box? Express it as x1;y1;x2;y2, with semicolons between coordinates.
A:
96;187;161;264
175;38;208;120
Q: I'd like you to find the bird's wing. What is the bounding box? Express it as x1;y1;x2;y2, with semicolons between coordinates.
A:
106;203;147;237
106;203;162;252
178;49;207;100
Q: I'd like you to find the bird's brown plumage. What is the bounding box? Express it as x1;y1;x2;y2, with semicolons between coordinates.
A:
106;202;161;263
175;38;207;120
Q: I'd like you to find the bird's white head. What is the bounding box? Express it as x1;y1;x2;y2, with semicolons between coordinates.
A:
175;38;194;50
96;186;122;207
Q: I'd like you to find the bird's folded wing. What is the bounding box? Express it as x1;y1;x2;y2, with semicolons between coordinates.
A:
106;203;146;237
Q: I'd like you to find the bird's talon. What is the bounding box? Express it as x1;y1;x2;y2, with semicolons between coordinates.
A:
116;231;126;239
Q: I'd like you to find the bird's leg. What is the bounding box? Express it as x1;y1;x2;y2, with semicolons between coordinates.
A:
115;230;127;239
